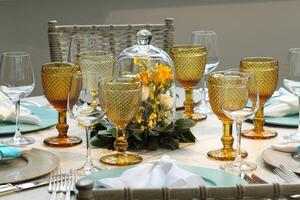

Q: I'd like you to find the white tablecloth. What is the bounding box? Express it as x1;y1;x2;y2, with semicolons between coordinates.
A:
1;96;296;200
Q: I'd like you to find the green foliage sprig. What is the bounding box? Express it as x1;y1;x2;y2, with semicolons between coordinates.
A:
90;118;196;150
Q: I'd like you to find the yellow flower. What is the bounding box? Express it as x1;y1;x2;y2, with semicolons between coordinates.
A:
133;56;151;69
136;71;150;86
152;65;174;85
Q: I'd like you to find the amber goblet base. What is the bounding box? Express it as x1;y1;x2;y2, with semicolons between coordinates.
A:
100;136;142;166
207;148;248;161
241;129;277;139
100;153;143;166
44;136;82;147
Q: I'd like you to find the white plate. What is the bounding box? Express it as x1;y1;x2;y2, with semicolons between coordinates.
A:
262;147;300;174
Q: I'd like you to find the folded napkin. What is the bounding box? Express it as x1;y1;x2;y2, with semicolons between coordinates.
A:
98;155;206;188
271;141;300;153
264;87;298;117
0;92;41;125
0;144;31;160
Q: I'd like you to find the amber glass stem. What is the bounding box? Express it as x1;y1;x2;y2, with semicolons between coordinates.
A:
235;122;243;162
57;111;68;138
184;88;194;117
253;104;265;133
114;125;128;154
221;122;233;151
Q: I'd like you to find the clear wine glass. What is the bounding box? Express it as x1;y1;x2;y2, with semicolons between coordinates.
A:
283;48;300;140
190;30;220;114
220;71;259;173
0;52;35;145
68;71;106;175
67;35;99;64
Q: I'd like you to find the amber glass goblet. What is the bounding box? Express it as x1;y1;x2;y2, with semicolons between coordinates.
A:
41;62;82;147
78;51;114;78
207;71;248;161
100;78;142;166
240;57;279;139
171;45;207;121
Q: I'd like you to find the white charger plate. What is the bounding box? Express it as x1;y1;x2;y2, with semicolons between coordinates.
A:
262;147;300;174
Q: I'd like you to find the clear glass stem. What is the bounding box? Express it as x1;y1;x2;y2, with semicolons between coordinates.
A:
235;122;243;162
85;126;92;165
203;75;208;102
298;96;300;132
13;99;22;140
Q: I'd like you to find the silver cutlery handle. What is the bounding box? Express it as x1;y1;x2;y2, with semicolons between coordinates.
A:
0;184;19;196
65;190;71;200
50;190;56;200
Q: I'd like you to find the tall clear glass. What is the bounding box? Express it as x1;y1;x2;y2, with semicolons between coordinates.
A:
220;71;259;173
0;52;35;145
283;48;300;140
68;71;106;175
190;31;220;115
67;35;100;64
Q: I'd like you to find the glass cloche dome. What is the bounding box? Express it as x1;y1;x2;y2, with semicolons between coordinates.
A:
114;29;175;129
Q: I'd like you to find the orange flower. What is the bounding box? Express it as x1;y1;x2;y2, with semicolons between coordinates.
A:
136;71;150;85
152;65;174;85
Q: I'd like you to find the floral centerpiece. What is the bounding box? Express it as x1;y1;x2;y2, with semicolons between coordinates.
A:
91;30;196;150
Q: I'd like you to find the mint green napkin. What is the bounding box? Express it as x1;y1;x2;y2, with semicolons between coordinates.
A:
0;144;21;159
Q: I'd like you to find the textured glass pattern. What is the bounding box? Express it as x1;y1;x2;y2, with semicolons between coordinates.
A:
240;57;279;139
78;51;114;78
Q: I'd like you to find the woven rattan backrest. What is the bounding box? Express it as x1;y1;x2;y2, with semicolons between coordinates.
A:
48;19;174;62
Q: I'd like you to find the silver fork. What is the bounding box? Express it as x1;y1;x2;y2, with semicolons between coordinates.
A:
49;170;62;200
279;165;300;180
65;170;76;200
274;167;300;183
49;170;58;200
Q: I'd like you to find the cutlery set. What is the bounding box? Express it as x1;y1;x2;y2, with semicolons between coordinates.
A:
49;170;76;200
273;165;300;184
0;169;76;200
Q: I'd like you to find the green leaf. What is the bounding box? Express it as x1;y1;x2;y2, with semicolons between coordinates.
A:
90;118;195;150
147;136;159;150
129;131;142;141
148;129;159;136
174;119;196;132
160;137;179;150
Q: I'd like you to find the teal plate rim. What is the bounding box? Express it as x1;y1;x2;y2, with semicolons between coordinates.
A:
82;164;247;188
247;114;298;127
0;105;57;135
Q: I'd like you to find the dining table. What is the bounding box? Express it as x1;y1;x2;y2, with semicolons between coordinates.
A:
0;95;297;200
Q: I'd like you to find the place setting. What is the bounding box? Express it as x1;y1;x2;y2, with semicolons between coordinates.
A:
1;28;300;200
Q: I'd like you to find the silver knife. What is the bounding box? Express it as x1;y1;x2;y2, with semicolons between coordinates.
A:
240;173;268;184
0;177;49;196
249;173;268;184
